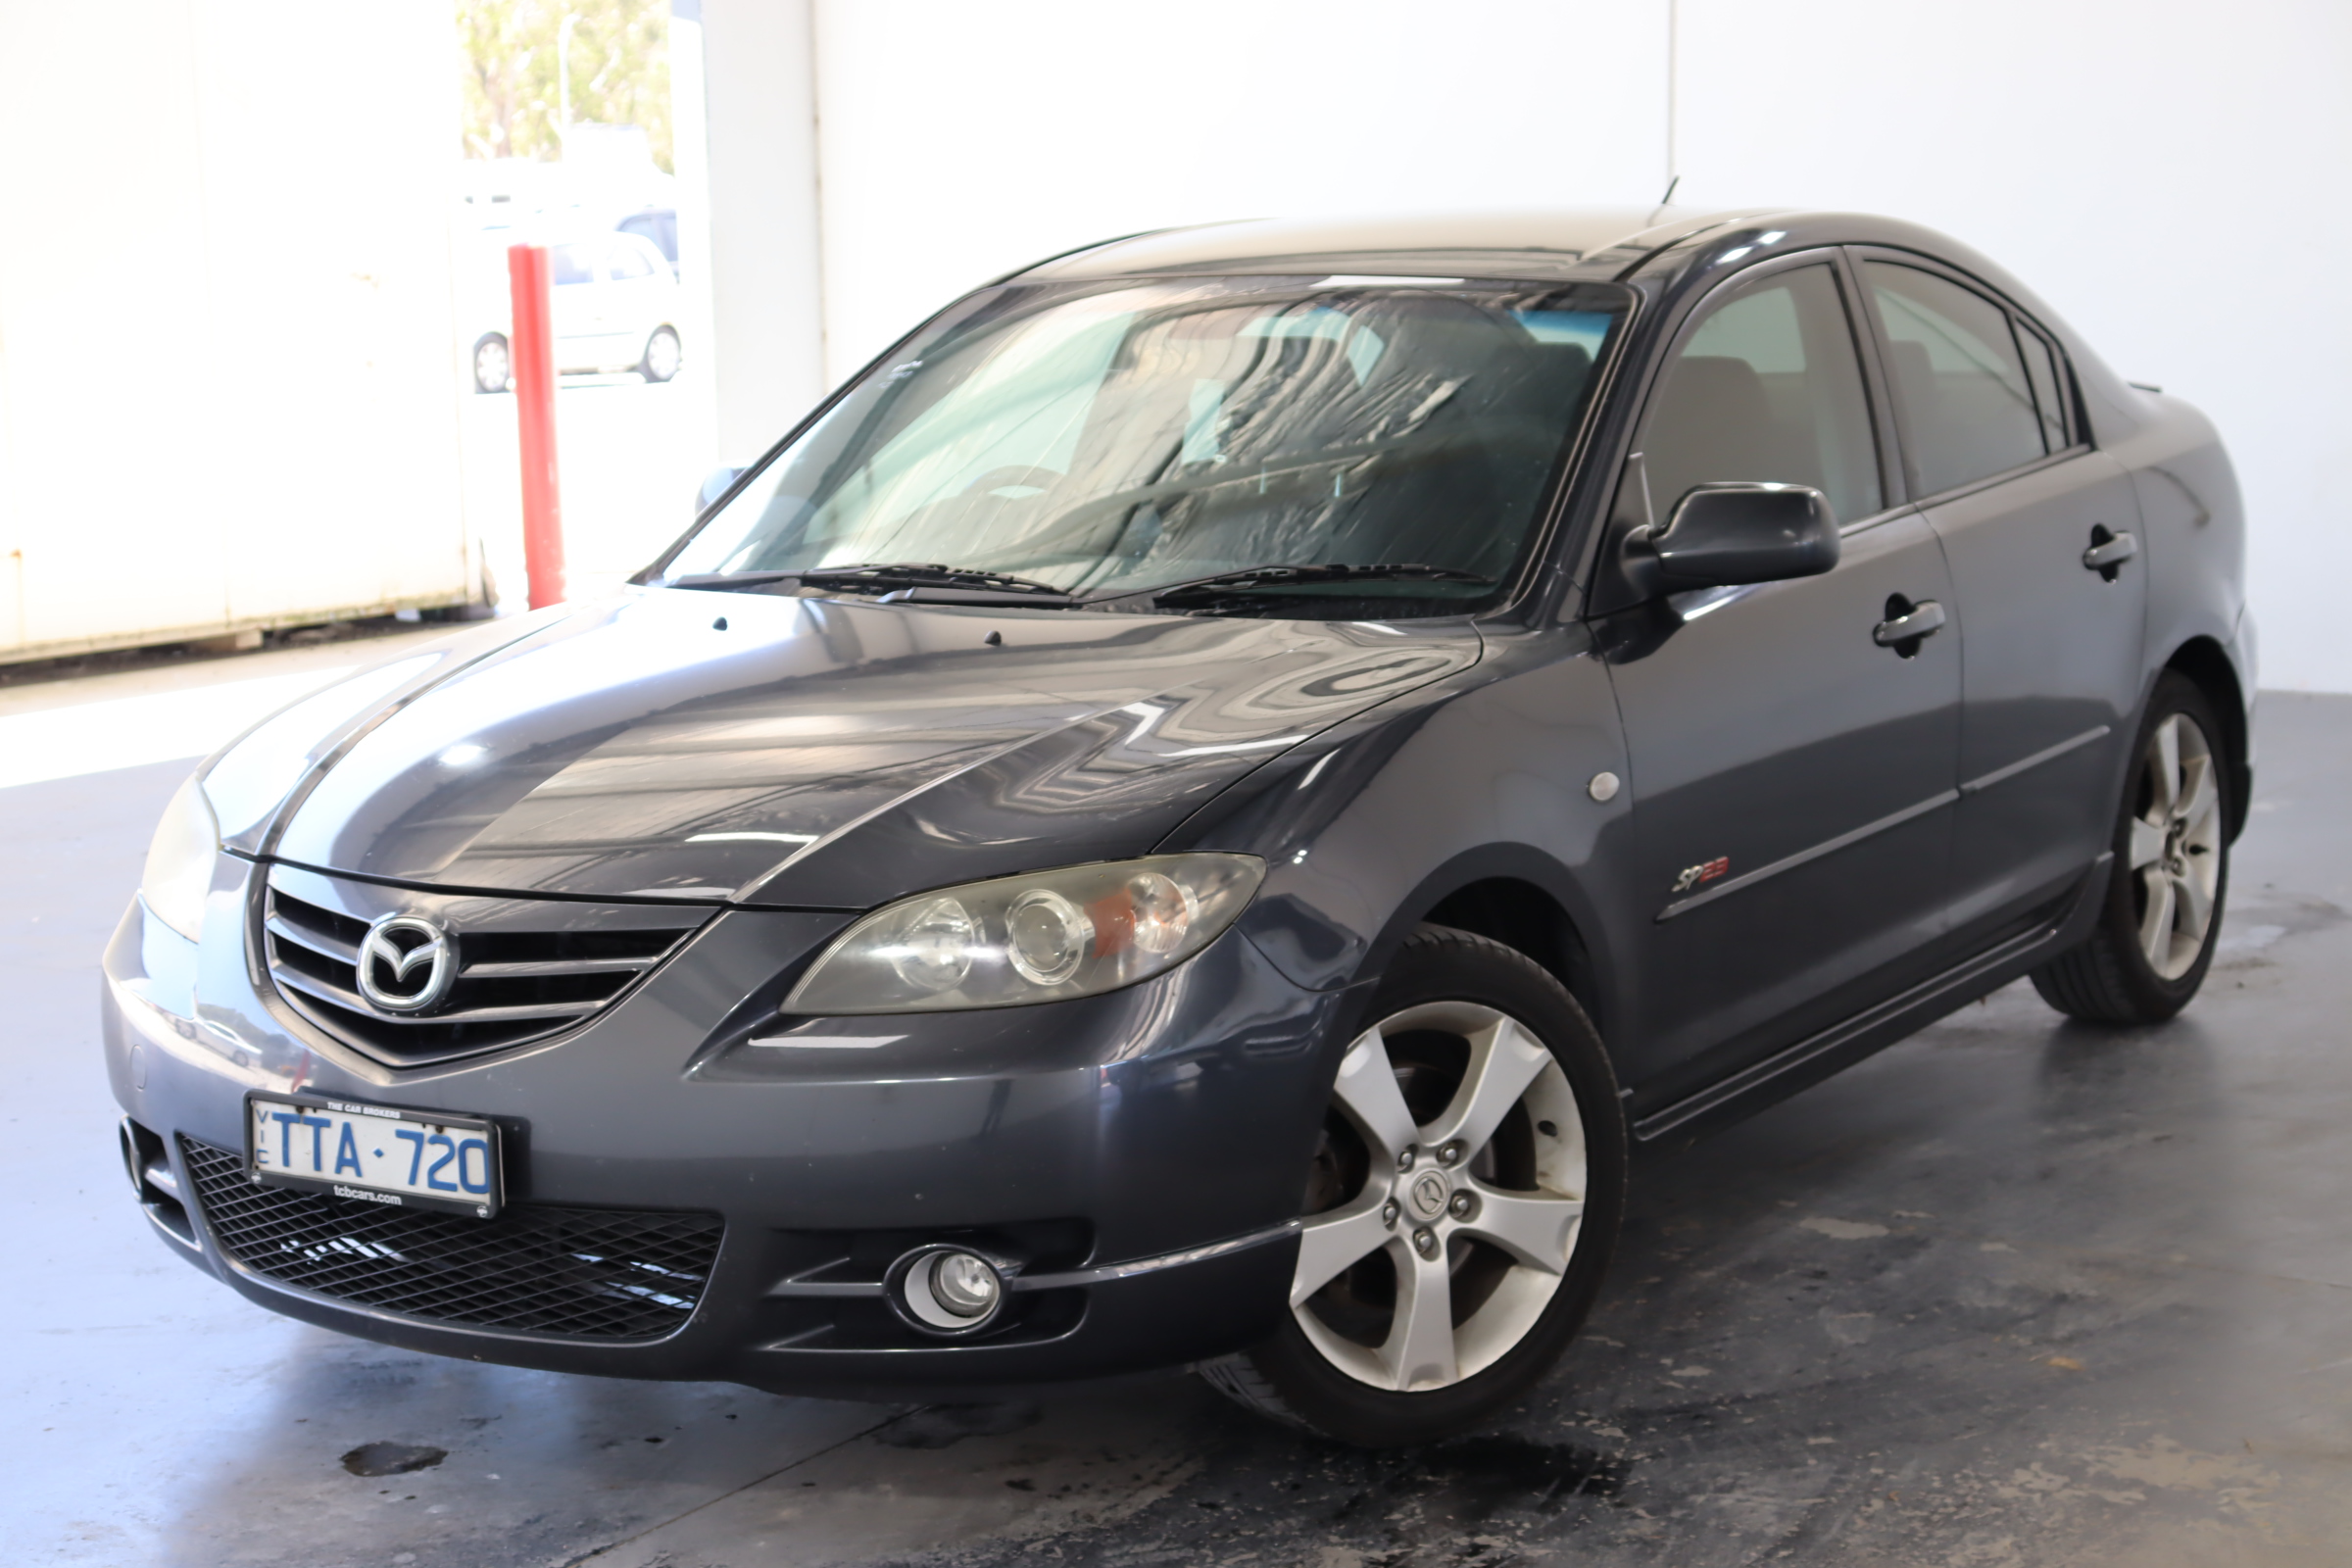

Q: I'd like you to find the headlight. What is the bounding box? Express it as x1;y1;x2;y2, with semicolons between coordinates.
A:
782;854;1264;1015
140;776;220;942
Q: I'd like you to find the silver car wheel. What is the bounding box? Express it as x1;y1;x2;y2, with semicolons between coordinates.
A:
641;327;681;383
1292;1000;1586;1393
473;334;511;394
2129;711;2223;980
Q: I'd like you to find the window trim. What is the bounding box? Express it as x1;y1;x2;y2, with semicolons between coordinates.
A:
1574;247;1910;618
1846;246;2093;509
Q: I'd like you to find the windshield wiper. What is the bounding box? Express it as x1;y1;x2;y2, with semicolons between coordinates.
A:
665;563;1077;606
1086;563;1494;608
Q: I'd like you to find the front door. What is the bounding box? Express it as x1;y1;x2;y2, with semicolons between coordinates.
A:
1595;255;1963;1098
1859;258;2148;934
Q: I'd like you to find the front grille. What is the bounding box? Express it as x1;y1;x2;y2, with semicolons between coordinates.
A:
262;879;707;1066
181;1138;722;1342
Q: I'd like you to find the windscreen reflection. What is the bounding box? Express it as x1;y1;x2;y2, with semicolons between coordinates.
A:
660;276;1629;613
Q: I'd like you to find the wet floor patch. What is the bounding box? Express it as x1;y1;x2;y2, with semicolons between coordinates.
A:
872;1417;1638;1567
874;1402;1042;1450
339;1442;447;1477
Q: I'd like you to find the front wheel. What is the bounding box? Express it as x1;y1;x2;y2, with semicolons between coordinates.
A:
639;326;681;383
1199;926;1626;1446
2031;671;2231;1024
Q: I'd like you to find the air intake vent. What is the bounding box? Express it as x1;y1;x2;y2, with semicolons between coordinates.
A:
260;869;708;1066
181;1137;722;1342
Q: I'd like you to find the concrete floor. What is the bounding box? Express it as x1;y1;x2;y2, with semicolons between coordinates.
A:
9;651;2351;1566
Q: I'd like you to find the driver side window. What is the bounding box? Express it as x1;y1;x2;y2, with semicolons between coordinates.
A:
1640;263;1884;527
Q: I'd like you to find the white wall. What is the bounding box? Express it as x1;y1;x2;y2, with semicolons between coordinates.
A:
809;0;1672;376
1669;0;2352;693
697;0;828;465
0;0;475;662
698;0;2352;691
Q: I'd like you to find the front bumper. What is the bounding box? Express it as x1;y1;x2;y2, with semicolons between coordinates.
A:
102;855;1355;1398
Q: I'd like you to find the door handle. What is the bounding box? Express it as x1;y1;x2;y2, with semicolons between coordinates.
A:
2082;526;2136;579
1873;597;1946;655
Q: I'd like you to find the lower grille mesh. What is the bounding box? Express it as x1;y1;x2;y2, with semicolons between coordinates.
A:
181;1138;722;1342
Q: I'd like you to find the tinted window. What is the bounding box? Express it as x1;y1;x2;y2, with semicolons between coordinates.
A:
1641;263;1882;526
2014;322;2068;452
1867;263;2045;494
550;244;595;285
662;277;1630;612
621;212;679;265
607;241;656;280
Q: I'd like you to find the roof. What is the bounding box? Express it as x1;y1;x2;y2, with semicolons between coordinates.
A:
1018;206;1787;283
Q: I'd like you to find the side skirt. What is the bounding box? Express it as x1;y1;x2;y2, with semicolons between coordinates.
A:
1631;854;2113;1151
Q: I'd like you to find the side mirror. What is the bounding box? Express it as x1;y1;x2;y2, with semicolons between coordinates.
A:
1638;483;1839;591
696;466;747;514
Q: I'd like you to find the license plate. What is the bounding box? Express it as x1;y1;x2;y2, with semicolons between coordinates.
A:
246;1093;504;1219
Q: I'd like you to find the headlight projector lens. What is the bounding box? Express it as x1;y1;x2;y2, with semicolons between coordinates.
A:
889;1245;1009;1335
1005;888;1093;985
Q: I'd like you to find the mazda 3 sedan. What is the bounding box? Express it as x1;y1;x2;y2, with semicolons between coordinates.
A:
108;207;2250;1446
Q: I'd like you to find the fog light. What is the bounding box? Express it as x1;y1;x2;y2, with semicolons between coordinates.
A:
930;1251;1002;1318
889;1245;1009;1335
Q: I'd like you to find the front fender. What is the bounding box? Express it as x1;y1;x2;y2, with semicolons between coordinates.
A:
1166;623;1635;1040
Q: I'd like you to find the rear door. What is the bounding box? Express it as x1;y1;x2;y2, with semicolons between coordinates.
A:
1857;256;2146;935
1594;252;1962;1095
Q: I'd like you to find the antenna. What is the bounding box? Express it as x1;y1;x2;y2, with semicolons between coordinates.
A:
1659;175;1681;207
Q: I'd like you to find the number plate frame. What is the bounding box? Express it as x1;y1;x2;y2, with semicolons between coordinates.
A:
245;1092;505;1219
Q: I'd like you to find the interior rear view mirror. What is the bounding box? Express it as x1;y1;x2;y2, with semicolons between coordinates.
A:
1638;483;1840;592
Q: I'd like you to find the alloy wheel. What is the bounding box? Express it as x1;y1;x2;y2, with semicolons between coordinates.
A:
474;335;511;393
1292;1001;1586;1392
2128;711;2223;980
642;327;681;382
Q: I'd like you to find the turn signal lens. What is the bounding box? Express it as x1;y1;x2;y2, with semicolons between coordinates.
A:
783;854;1263;1014
1124;870;1196;955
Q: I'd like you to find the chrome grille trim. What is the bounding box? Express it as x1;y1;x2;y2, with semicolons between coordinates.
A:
258;868;711;1066
264;911;358;965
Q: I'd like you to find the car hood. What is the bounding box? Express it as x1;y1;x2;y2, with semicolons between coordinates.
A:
248;589;1481;907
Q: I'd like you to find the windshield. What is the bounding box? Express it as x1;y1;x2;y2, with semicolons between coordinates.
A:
654;274;1630;613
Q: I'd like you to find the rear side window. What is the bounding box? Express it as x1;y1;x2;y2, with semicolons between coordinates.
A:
2013;322;2070;452
1639;262;1884;527
550;244;596;285
608;242;656;280
1866;263;2046;495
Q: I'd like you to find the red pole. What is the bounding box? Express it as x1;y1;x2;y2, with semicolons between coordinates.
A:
508;243;565;609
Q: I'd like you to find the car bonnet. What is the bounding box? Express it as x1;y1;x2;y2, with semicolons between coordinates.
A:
253;588;1480;907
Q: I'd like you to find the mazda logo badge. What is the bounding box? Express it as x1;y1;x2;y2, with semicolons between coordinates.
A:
356;914;458;1013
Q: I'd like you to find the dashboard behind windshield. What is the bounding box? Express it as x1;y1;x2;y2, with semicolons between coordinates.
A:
654;274;1632;614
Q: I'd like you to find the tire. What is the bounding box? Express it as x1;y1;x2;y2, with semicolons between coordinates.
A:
1199;925;1627;1446
472;333;511;394
639;326;681;383
2031;671;2231;1024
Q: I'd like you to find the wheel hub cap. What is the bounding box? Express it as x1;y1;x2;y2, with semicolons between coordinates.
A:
1405;1169;1450;1220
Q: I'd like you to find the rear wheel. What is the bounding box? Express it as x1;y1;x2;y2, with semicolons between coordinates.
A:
2031;672;2230;1023
471;332;511;394
1199;926;1625;1446
639;326;681;383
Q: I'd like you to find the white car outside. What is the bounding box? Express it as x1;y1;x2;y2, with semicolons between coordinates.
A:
469;232;682;392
